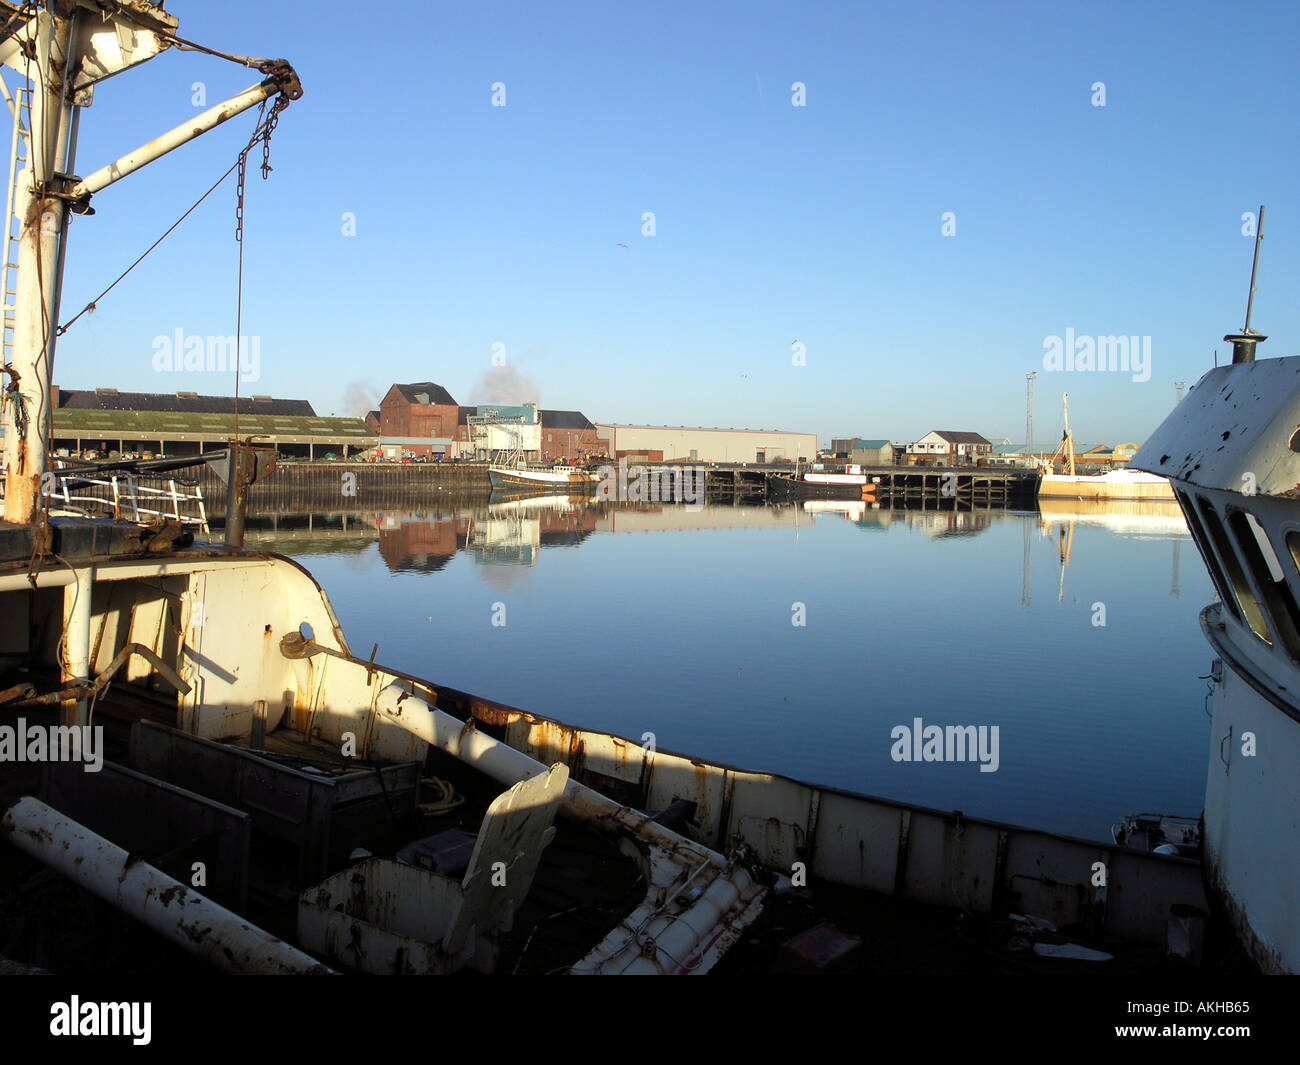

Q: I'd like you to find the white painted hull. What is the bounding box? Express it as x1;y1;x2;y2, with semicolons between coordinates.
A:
1200;605;1300;973
1038;470;1175;501
489;466;598;490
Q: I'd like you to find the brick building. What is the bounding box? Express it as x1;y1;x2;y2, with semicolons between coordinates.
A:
540;409;600;462
378;382;460;456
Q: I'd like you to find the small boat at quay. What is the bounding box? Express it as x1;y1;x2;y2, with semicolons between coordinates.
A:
1037;394;1174;501
767;464;878;501
1037;467;1177;502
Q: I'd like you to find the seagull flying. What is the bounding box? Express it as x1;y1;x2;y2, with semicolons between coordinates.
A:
616;242;628;248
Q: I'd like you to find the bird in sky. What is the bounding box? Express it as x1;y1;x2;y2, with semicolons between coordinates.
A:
616;242;628;248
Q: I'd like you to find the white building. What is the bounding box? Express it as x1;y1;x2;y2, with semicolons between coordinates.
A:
469;404;541;460
595;424;817;464
906;430;993;465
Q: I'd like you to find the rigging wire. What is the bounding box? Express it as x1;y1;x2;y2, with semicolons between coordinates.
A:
58;100;283;338
56;156;242;337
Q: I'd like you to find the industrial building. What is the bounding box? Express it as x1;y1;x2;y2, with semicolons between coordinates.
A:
832;438;896;465
594;425;817;464
540;410;600;463
376;382;595;462
42;386;375;460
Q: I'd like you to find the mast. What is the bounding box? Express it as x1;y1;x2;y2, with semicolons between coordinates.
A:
1062;393;1075;476
1;1;301;527
1226;203;1267;365
2;6;78;526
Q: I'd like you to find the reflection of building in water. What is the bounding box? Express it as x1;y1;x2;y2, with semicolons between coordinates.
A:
467;497;597;566
468;512;539;566
903;510;993;539
591;505;802;534
377;512;469;572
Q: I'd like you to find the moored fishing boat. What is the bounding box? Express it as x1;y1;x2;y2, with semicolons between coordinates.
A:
1038;394;1175;501
487;463;599;492
767;463;878;501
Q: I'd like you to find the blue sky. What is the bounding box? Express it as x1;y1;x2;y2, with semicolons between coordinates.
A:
45;0;1300;447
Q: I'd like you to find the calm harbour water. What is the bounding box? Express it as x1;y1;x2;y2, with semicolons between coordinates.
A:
248;497;1213;843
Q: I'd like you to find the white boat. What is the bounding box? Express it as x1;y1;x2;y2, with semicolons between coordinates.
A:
487;463;599;491
1038;394;1174;501
1038;467;1176;501
1130;243;1300;971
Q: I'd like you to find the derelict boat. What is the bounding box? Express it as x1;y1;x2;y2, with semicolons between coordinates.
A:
0;0;1258;977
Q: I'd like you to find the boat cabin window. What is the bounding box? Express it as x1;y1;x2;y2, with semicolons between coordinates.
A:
1197;497;1271;645
1229;509;1300;660
1175;491;1239;622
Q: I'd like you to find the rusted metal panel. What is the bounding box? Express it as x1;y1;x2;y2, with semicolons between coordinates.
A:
897;812;1000;913
810;791;903;895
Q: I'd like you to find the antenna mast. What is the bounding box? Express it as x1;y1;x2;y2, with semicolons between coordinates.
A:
1227;204;1267;365
1024;371;1036;469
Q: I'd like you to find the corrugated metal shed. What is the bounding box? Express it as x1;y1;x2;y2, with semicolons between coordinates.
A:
58;388;315;416
52;408;375;444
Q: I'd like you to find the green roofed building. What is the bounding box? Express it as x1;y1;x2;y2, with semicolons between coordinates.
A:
848;439;895;466
46;386;377;461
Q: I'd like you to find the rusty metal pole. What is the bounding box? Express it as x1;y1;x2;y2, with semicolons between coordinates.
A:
3;10;74;525
224;443;246;547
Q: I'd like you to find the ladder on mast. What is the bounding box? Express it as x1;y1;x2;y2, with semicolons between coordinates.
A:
1;79;31;374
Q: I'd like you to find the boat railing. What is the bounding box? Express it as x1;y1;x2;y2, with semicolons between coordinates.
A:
52;460;210;531
1;457;210;532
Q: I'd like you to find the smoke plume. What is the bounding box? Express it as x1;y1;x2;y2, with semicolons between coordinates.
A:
343;380;380;417
469;364;540;406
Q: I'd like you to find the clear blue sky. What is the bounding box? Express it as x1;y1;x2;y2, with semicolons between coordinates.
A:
48;0;1300;448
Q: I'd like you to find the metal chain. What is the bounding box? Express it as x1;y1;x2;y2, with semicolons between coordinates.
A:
235;95;287;243
235;146;246;244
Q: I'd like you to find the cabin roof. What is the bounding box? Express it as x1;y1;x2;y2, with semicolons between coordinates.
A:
1131;355;1300;496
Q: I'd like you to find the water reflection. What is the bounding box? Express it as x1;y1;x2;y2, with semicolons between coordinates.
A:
228;492;1018;571
239;494;1213;841
226;494;1190;600
1036;498;1189;604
